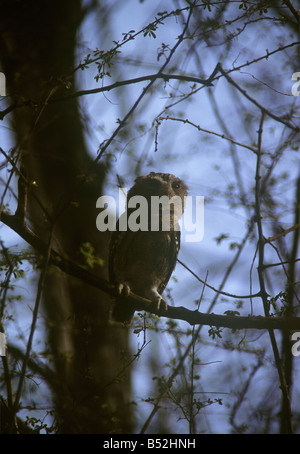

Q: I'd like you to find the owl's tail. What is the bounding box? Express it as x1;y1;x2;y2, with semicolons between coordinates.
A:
111;298;135;325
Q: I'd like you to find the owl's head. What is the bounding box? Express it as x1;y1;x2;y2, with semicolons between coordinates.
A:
128;172;187;198
127;172;188;228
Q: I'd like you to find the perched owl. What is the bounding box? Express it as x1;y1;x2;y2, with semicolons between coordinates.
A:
109;172;188;324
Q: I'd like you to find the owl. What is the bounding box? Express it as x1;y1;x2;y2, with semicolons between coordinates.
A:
109;172;188;324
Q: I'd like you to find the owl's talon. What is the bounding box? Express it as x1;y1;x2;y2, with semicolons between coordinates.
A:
117;283;131;297
154;296;168;313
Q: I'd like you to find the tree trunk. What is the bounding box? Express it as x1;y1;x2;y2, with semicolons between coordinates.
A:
0;0;131;433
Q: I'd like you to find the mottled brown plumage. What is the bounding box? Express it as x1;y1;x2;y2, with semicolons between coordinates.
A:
109;172;188;324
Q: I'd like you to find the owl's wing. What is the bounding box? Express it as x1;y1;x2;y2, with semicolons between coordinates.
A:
108;213;136;324
158;229;181;295
108;229;117;284
108;213;125;285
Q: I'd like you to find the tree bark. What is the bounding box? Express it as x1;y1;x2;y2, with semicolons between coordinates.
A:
0;0;131;433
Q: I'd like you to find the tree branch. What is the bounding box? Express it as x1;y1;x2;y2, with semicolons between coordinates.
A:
267;222;300;242
156;115;258;154
1;211;300;331
2;41;298;122
217;63;299;132
254;112;293;434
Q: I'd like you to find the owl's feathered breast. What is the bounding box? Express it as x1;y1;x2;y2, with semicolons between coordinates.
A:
109;228;180;297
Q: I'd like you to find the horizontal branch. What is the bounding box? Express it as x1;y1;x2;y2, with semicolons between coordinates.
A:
1;211;300;330
0;69;218;120
1;41;299;129
157;116;258;154
267;222;300;242
58;70;218;102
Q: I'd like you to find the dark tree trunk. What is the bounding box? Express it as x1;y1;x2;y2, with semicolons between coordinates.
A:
0;0;131;433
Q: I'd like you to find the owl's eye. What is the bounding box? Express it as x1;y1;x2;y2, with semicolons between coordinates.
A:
172;181;180;189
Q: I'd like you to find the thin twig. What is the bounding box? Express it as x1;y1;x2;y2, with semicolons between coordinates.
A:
254;111;293;434
156;116;258;154
282;0;300;22
267;222;300;242
10;225;54;433
177;258;261;300
229;358;263;433
218;63;299;132
280;175;300;433
53;72;216;103
189;270;208;434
